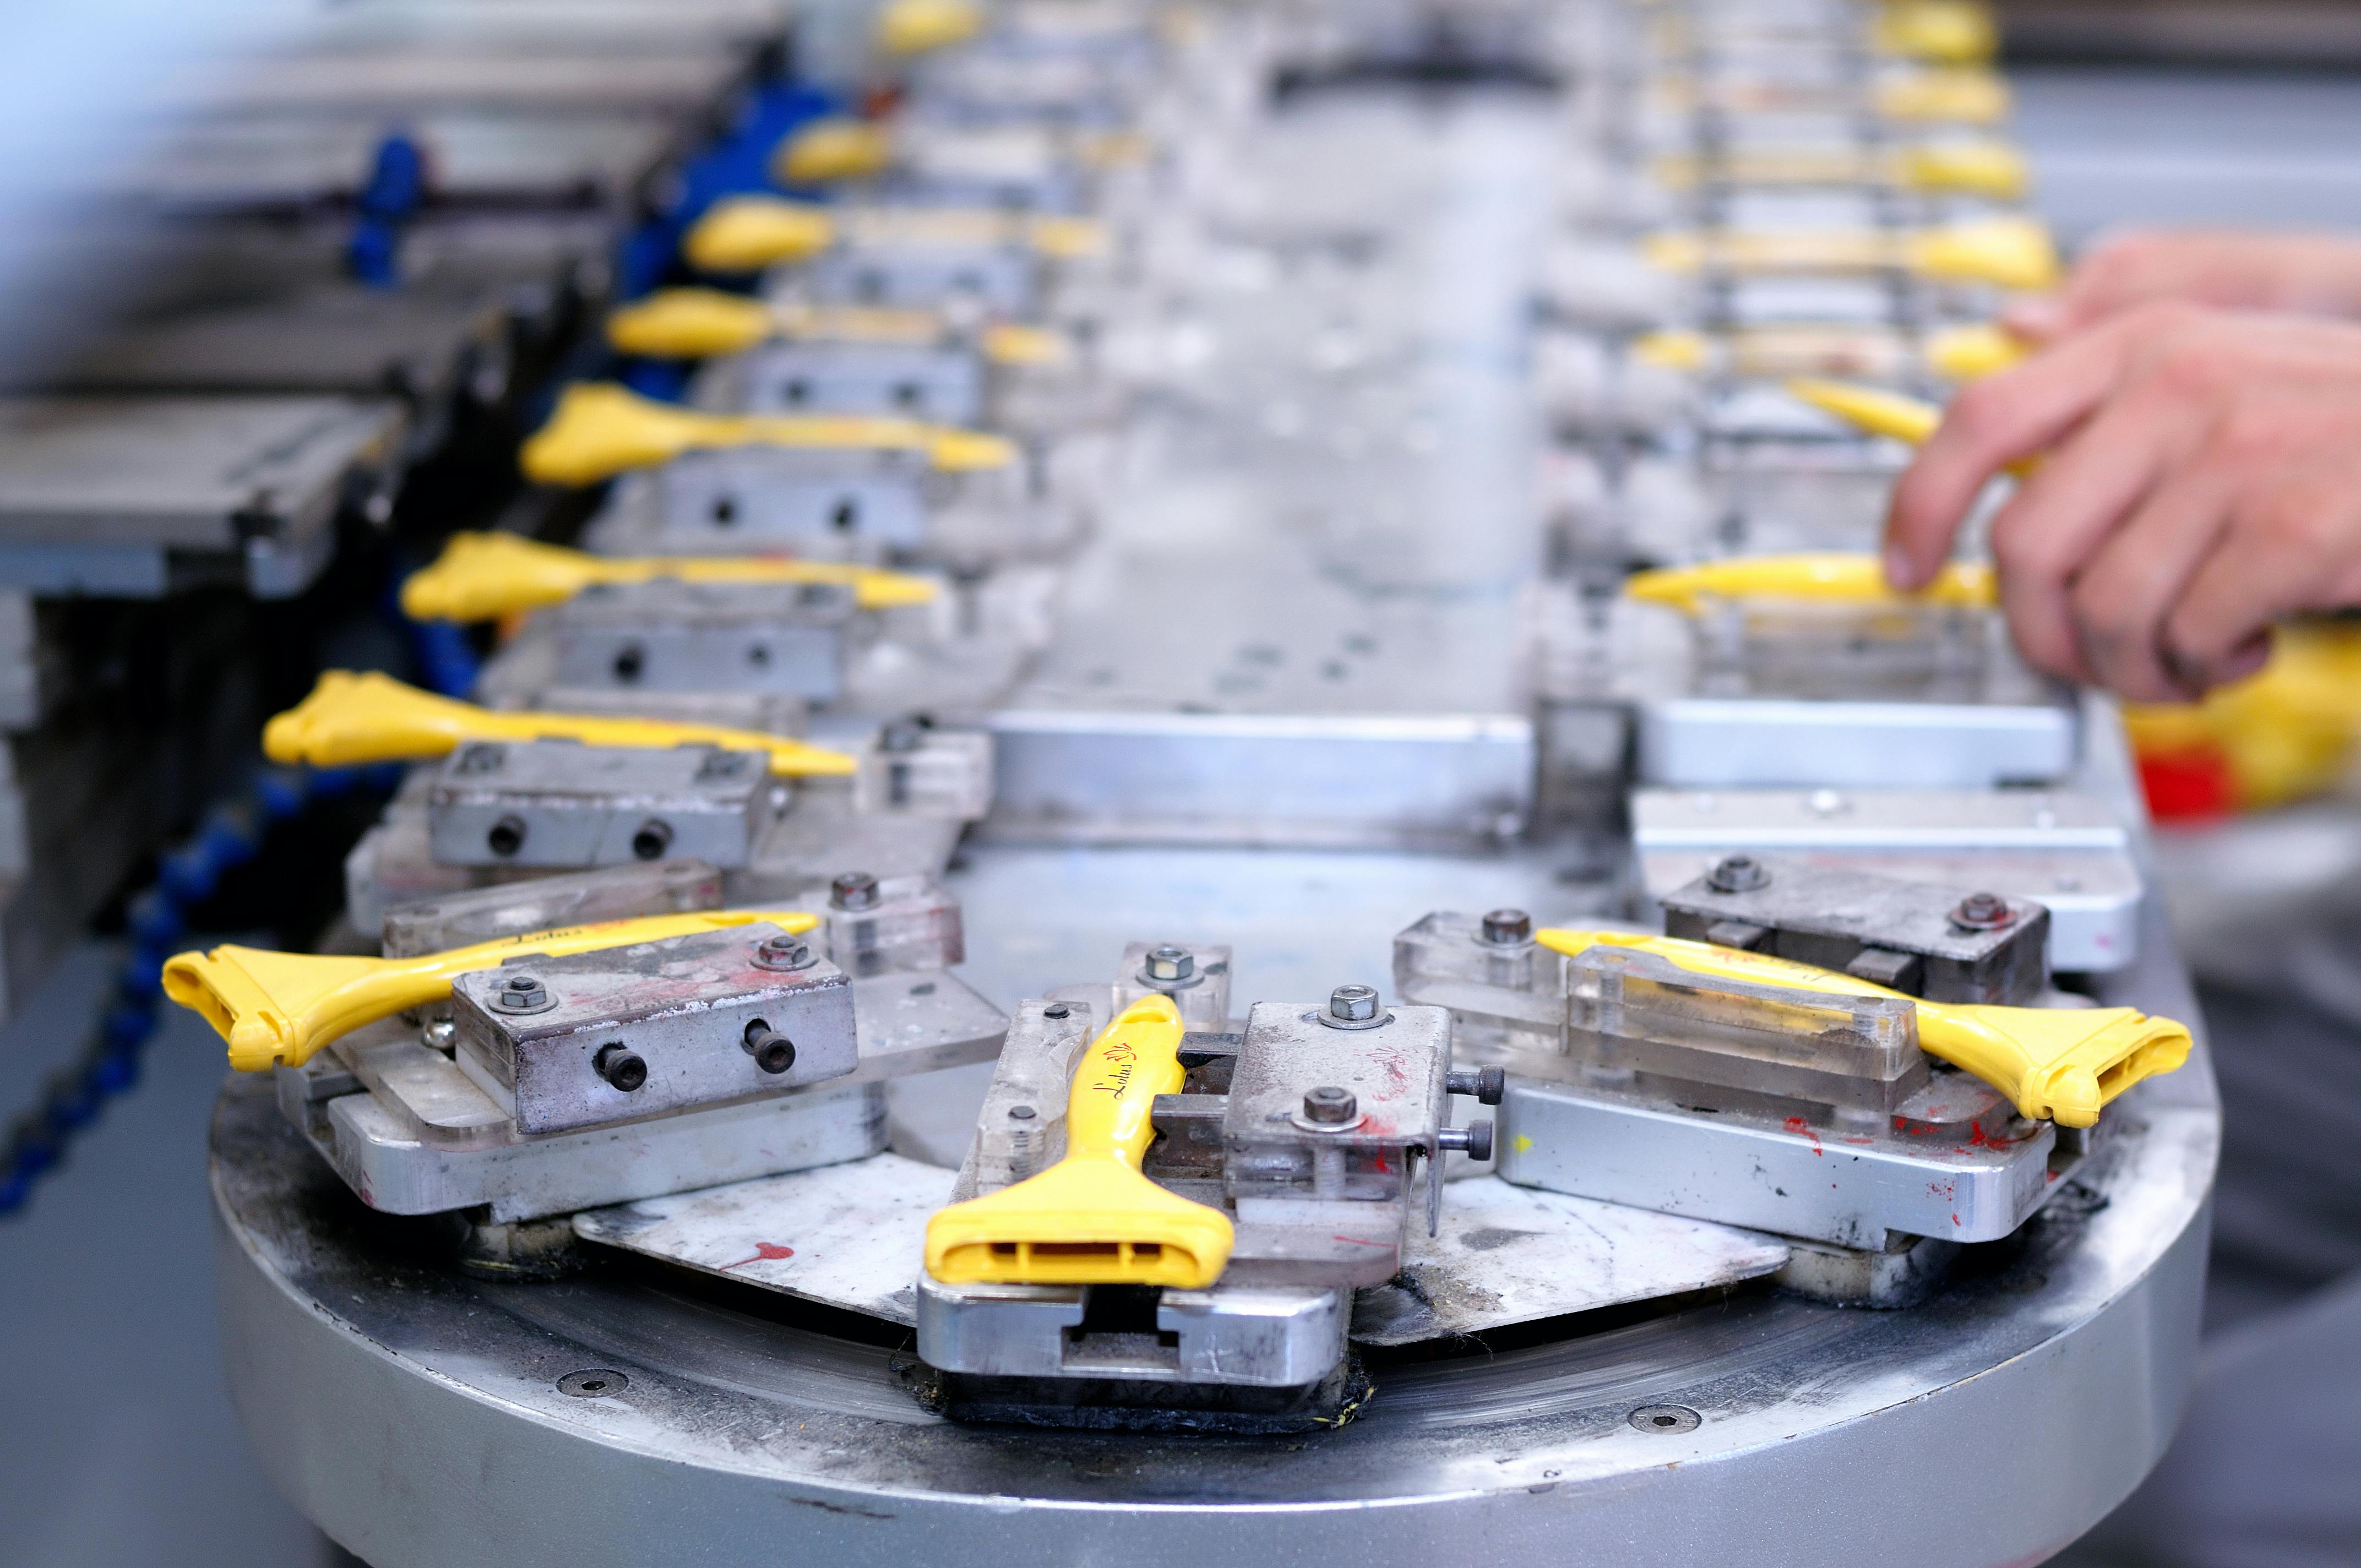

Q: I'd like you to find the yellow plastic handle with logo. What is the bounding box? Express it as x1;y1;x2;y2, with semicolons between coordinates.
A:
606;290;777;358
1875;68;2012;124
400;532;937;622
166;910;820;1072
1625;552;1997;614
1785;377;2043;478
1872;1;1999;64
1924;322;2028;379
877;0;985;57
1629;323;2023;383
683;198;839;273
606;288;1068;369
262;669;857;777
1646;216;2058;291
1653;140;2026;200
773;116;897;185
1537;929;2189;1128
924;994;1236;1288
519;383;1014;487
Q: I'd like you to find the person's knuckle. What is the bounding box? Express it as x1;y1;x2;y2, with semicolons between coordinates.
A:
2069;571;2134;641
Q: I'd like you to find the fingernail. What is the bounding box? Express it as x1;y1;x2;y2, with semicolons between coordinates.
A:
2003;297;2063;340
1883;543;1918;590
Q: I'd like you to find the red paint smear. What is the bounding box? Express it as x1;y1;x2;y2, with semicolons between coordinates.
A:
1784;1116;1824;1157
723;1242;796;1270
1331;1235;1394;1248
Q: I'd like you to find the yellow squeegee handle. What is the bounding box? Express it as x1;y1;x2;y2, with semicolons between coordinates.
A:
1624;551;1997;614
519;382;1015;487
922;994;1237;1288
1786;377;2041;480
399;532;937;621
165;910;820;1072
1536;929;2191;1128
262;669;856;777
1063;994;1190;1167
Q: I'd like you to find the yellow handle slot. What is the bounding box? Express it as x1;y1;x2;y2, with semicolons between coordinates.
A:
1872;1;1999;64
519;383;1015;487
1645;216;2059;291
1625;552;1996;613
772;116;897;185
1537;929;2189;1128
877;0;986;57
262;669;856;777
166;910;820;1072
924;995;1236;1288
401;532;937;622
1875;68;2012;125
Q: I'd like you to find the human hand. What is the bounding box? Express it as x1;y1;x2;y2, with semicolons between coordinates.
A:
2003;229;2361;342
1883;302;2361;701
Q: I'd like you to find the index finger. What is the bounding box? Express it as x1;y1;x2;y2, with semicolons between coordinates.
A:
1882;317;2140;589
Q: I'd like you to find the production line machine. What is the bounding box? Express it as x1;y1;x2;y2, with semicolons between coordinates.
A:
191;2;2219;1564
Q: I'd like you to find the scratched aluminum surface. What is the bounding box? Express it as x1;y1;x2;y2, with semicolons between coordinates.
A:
568;1154;1790;1342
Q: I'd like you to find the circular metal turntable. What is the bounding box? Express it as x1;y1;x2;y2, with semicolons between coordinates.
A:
212;1016;2215;1568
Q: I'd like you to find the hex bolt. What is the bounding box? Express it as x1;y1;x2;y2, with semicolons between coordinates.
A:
486;815;527;858
1706;853;1769;894
1302;1085;1358;1125
1328;984;1379;1022
1480;908;1533;945
1438;1120;1495;1161
630;819;673;861
1144;945;1194;984
593;1043;647;1092
455;743;505;775
741;1020;796;1075
831;871;882;912
1446;1066;1507;1105
1041;1002;1071;1019
490;974;548;1014
1950;891;2015;932
753;934;817;972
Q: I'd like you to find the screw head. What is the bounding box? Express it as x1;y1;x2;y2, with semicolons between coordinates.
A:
1480;908;1533;945
1041;1002;1071;1020
1328;984;1379;1022
1144;944;1194;983
742;1020;796;1075
830;871;882;912
486;815;527;858
592;1043;646;1092
1950;891;2015;932
1008;1104;1037;1120
879;719;925;753
1302;1085;1358;1125
490;974;551;1014
1706;854;1769;893
753;934;816;971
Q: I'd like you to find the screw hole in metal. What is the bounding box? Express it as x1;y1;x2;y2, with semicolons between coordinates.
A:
1629;1404;1700;1434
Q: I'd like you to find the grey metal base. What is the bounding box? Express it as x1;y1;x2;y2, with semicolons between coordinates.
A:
210;962;2213;1567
